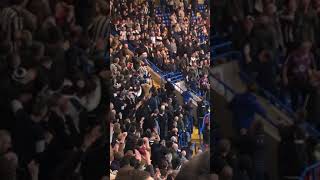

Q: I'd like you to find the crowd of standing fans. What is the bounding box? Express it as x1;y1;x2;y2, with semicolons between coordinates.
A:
214;0;320;122
212;0;320;179
0;0;109;179
111;0;210;97
109;0;210;179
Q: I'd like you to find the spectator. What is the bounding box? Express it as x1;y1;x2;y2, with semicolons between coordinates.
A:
283;40;315;111
229;84;267;132
0;0;109;179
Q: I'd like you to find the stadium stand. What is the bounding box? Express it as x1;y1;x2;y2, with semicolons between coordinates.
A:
110;0;210;179
211;0;320;179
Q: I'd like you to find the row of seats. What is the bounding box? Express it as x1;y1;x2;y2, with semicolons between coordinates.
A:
155;5;205;27
155;4;206;13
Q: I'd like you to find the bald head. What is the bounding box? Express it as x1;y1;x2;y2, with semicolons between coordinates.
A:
172;143;179;151
175;151;215;180
220;166;233;180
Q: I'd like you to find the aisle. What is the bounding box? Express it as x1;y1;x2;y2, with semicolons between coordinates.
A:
191;126;202;155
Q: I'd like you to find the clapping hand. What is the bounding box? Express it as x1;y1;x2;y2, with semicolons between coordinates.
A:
134;149;142;162
28;160;39;180
82;125;102;151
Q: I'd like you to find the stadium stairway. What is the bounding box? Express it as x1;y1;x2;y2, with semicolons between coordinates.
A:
191;126;202;155
146;59;203;106
210;61;287;140
211;84;280;179
210;33;320;138
210;62;283;179
211;33;320;180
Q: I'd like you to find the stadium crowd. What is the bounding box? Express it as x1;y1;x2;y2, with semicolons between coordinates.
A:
109;0;210;179
0;0;109;179
111;0;210;97
214;0;320;122
212;0;320;179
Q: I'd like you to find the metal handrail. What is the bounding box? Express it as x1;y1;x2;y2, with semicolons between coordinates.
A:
211;35;320;137
212;41;232;50
210;73;278;128
112;24;206;103
300;162;320;180
145;59;199;103
238;71;296;119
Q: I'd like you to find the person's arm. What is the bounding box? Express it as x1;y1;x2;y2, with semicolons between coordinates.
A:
110;123;114;144
49;126;103;179
28;160;39;180
117;132;127;153
144;150;155;177
11;94;32;119
50;150;85;180
11;99;23;115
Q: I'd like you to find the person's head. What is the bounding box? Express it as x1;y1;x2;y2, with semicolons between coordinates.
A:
119;155;132;168
46;25;63;44
257;15;271;26
160;140;166;146
264;3;277;16
218;139;231;155
288;0;297;11
0;130;11;154
165;152;173;163
115;169;153;180
31;99;48;122
181;150;187;157
246;83;258;93
172;143;179;151
300;40;312;54
175;151;214;180
167;171;178;180
258;49;272;63
173;121;178;128
21;30;33;47
129;125;137;134
301;0;311;7
6;53;21;69
95;0;109;15
219;166;233;180
160;105;166;112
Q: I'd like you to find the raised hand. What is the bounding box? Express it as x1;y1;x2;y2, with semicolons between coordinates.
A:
28;160;39;180
134;149;142;162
